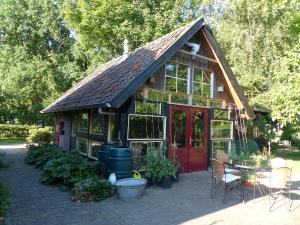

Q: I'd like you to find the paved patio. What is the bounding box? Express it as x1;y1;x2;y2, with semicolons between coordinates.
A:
1;145;300;225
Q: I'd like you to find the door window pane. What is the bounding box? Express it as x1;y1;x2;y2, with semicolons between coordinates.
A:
211;120;233;140
91;113;104;134
78;112;89;133
76;138;88;155
172;110;186;148
192;111;204;148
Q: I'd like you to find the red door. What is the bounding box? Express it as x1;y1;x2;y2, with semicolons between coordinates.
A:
168;105;208;172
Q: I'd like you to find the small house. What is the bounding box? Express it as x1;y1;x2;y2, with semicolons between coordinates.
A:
42;18;254;173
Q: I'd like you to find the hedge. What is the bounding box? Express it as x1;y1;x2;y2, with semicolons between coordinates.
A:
0;124;52;138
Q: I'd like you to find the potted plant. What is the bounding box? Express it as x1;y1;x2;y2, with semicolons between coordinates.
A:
157;158;177;188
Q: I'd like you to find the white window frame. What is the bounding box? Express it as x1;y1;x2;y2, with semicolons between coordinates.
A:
127;114;166;141
165;62;189;94
76;137;89;156
192;67;211;97
211;140;232;159
210;119;233;140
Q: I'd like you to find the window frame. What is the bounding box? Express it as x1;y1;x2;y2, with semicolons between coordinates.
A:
210;119;233;140
89;111;105;135
76;137;89;156
192;67;211;97
164;62;189;94
127;114;166;141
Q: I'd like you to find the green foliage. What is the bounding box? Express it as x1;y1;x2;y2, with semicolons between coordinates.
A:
25;144;63;168
0;0;86;124
145;149;178;183
40;152;98;187
72;178;111;201
26;127;53;145
0;124;52;138
213;0;300;125
0;182;9;217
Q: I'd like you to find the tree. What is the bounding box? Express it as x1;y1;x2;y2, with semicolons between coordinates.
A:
0;0;86;124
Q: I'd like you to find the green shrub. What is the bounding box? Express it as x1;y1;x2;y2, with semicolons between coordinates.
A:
72;178;111;201
145;149;178;183
26;127;53;145
0;183;9;216
40;152;98;187
0;124;51;138
25;144;62;168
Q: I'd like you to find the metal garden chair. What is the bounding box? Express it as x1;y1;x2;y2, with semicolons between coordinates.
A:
256;166;292;211
211;159;242;203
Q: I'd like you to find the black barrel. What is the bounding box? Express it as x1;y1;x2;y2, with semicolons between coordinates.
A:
106;147;132;179
98;143;115;177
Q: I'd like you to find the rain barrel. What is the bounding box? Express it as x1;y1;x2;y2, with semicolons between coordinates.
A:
98;143;115;177
106;147;133;179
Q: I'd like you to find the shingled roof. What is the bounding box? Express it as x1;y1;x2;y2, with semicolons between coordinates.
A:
42;17;254;119
42;18;205;113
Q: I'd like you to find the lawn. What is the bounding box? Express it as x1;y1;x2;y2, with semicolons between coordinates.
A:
0;137;26;145
274;149;300;174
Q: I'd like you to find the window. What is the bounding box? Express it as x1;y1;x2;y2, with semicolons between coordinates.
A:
71;113;78;137
211;120;233;140
78;112;89;133
193;68;210;97
212;140;231;158
89;141;103;159
108;114;117;142
135;101;161;114
90;113;105;134
165;62;189;94
76;138;88;155
127;114;165;140
130;141;163;170
211;109;229;120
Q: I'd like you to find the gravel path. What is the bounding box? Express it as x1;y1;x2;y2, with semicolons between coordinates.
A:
1;145;300;225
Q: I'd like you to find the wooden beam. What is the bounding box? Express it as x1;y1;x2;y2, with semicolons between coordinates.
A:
178;50;218;63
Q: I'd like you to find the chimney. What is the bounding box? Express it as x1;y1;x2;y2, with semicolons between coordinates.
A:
123;38;129;59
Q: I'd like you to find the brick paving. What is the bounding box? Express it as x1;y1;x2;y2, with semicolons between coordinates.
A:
1;145;300;225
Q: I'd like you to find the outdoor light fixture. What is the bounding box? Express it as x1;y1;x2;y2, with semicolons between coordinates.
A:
217;84;224;92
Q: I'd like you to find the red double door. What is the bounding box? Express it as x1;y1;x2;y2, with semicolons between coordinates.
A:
168;105;208;172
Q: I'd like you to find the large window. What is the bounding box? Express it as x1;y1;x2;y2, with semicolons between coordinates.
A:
90;113;105;134
127;114;165;140
78;112;89;133
76;138;88;155
165;62;189;94
211;120;233;140
193;68;211;97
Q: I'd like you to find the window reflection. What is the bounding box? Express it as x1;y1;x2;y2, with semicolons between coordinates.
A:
192;111;204;148
172;110;186;148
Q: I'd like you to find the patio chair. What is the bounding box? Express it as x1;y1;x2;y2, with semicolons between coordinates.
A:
215;151;240;175
210;159;242;203
256;167;292;211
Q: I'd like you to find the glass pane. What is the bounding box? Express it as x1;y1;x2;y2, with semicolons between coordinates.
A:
194;68;202;82
91;113;104;134
172;110;186;148
79;112;89;133
135;101;160;114
76;138;88;155
177;64;188;79
212;141;230;158
193;82;202;96
90;141;102;158
202;84;210;97
212;109;229;120
128;115;164;139
202;72;210;84
192;111;204;148
166;63;176;77
177;79;187;93
109;115;117;142
166;77;176;92
211;120;232;140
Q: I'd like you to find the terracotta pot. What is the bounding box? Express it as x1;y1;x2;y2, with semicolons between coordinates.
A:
243;180;255;188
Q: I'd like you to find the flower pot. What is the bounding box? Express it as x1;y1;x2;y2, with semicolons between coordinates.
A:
160;177;173;189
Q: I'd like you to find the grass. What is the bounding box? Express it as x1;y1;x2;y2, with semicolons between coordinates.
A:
274;148;300;174
0;137;26;145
